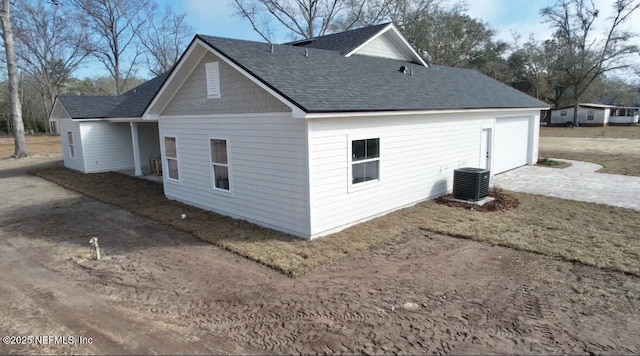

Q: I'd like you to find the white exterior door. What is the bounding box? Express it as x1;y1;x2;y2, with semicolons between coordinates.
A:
480;128;491;170
494;117;529;174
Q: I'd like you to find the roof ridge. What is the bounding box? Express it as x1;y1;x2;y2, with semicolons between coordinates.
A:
197;34;346;55
283;22;390;45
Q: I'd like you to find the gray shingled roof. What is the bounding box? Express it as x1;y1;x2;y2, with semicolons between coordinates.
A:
198;35;548;113
57;96;126;119
58;72;169;119
283;22;390;54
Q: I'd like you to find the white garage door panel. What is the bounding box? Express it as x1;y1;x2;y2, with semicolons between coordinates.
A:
494;117;529;174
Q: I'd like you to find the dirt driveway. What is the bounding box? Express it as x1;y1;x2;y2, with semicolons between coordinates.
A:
1;156;639;355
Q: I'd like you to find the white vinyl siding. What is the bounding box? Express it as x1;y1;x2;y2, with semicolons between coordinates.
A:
58;118;85;172
354;33;410;61
205;62;221;99
159;114;310;237
79;121;135;173
308;111;538;238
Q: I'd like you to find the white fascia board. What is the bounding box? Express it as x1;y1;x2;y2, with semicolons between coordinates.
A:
72;118;107;122
144;40;207;117
106;117;147;123
345;23;428;67
48;99;71;122
345;23;392;58
144;37;303;119
386;24;429;67
301;107;550;119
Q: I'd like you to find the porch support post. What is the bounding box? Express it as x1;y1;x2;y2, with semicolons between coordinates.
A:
130;122;142;176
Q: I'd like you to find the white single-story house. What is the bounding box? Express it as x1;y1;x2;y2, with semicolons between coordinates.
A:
549;103;639;127
50;23;548;239
49;74;168;175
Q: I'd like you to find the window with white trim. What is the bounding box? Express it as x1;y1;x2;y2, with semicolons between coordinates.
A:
560;110;567;116
164;136;179;180
205;62;221;99
210;138;230;190
587;110;594;120
67;131;75;158
352;138;380;184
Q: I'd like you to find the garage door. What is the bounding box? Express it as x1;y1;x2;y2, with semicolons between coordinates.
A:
494;117;529;174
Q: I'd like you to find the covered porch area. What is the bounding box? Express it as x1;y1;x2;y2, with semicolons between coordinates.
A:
83;119;162;177
126;120;162;177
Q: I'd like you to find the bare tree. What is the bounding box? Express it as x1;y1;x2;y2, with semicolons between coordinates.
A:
141;4;193;75
72;0;150;94
0;0;28;157
404;5;500;67
231;0;356;40
13;0;92;133
541;0;640;126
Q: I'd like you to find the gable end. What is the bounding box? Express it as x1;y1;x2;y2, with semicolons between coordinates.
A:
161;51;290;116
347;24;427;67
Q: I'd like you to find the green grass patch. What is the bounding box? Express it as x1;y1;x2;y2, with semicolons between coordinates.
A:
31;166;640;277
536;158;571;169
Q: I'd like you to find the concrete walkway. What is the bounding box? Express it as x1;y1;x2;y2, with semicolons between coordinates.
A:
493;159;640;211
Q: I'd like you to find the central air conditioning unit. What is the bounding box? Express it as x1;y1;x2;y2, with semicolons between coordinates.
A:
453;167;490;201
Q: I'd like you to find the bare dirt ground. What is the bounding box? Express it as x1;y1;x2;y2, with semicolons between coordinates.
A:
1;156;640;355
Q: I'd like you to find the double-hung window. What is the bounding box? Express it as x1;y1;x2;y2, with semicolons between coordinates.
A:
164;136;179;180
351;138;380;184
210;138;230;190
67;131;75;158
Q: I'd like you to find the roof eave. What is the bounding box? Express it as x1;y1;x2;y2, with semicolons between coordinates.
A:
144;36;307;118
301;106;550;119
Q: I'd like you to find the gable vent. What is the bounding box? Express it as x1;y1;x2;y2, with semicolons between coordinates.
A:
205;62;221;99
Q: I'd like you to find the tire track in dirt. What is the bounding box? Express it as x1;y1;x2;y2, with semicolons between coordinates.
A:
521;284;560;351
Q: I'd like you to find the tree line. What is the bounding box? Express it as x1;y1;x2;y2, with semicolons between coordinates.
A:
1;0;192;156
234;0;640;126
2;0;639;157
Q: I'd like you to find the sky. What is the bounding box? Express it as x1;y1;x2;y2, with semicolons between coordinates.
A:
172;0;560;43
75;0;639;79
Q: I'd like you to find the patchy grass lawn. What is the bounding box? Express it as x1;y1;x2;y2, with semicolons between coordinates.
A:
0;135;61;159
539;135;640;176
31;167;640;277
541;125;640;139
539;150;640;176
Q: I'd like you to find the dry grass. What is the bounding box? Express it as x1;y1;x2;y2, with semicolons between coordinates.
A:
31;166;640;277
541;126;640;139
539;150;640;176
0;135;61;159
539;135;640;176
